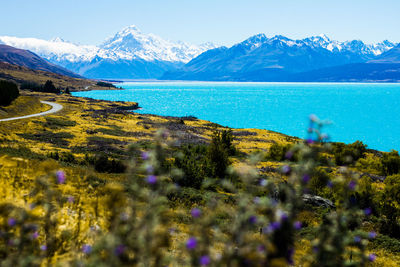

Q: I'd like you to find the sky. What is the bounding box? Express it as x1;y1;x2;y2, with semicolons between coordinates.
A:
1;0;400;46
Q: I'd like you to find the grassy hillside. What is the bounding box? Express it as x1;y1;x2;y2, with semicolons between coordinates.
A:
0;61;114;91
0;90;399;266
0;95;49;119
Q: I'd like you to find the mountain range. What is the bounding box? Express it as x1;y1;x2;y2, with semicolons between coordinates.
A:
0;26;400;82
161;34;400;82
0;25;216;79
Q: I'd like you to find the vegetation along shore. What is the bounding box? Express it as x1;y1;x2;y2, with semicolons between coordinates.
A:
1;73;400;266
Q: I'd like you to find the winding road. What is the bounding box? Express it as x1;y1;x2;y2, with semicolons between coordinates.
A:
0;101;63;122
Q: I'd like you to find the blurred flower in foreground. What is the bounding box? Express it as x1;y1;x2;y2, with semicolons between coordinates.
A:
146;175;157;185
186;237;197;250
200;255;210;266
82;244;92;254
56;170;66;184
191;208;201;218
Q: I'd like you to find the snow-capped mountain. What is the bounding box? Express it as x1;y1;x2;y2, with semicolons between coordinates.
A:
239;33;396;56
0;28;398;80
0;25;217;79
161;34;399;81
100;25;216;62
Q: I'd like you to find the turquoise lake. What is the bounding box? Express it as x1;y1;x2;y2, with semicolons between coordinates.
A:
72;82;400;152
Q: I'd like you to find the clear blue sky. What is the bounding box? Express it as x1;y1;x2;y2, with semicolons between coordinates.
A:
1;0;399;46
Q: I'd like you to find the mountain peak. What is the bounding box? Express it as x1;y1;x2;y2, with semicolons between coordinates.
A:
119;25;142;35
50;37;66;43
318;34;330;41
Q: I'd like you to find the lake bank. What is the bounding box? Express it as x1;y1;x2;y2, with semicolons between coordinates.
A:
72;82;400;152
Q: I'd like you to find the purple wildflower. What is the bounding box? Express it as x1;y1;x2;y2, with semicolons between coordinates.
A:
294;221;302;230
191;208;201;218
40;245;47;251
248;215;257;224
82;244;92;254
302;174;311;183
7;218;16;227
141;151;149;160
369;231;377;239
312;246;319;253
253;197;260;204
200;255;211;266
327;180;333;188
67;196;74;203
285;151;294;159
267;221;281;232
32;232;39;239
364;208;372;216
186;237;197;250
146;175;157;185
354;236;361;243
282;165;291;175
348;180;357;190
56;170;66;184
114;244;125;256
306;138;315;144
280;213;289;221
368;254;376;262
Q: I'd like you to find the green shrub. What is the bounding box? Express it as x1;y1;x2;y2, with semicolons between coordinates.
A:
94;155;126;173
309;167;331;196
332;141;367;166
266;143;292;161
207;130;231;178
378;174;400;237
0;80;19;106
381;150;400;175
173;145;210;189
20;81;42;91
369;234;400;253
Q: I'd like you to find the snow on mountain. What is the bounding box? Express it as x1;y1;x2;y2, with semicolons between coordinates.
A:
0;25;216;65
239;33;397;56
0;36;100;63
100;25;216;63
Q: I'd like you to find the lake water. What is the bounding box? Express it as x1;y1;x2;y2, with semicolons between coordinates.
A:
72;82;400;152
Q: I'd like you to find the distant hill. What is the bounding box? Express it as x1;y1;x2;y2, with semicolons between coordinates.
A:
0;44;81;78
0;61;103;91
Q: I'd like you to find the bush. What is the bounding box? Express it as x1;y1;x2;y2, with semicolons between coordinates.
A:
266;143;292;161
207;130;231;178
20;81;42;91
378;174;400;237
94;155;126;173
309;167;331;196
42;80;60;94
381;150;400;175
21;80;60;94
332;141;367;166
0;80;19;106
